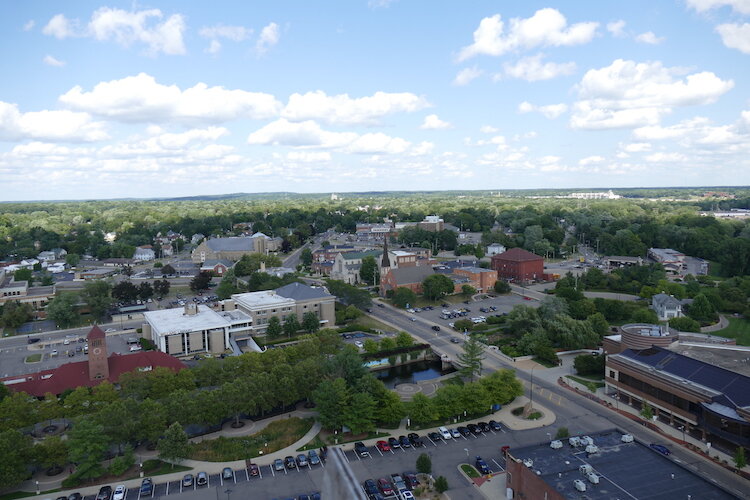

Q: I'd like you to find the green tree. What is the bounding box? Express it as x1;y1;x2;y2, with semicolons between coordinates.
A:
34;435;68;471
461;284;476;297
478;369;524;405
422;274;454;301
630;307;659;324
302;311;320;333
457;335;485;382
1;301;32;329
395;331;414;348
266;316;282;339
13;268;32;282
454;319;473;332
392;287;417;308
586;312;610;336
161;264;176;276
313;378;350;430
138;281;154;301
234;254;282;276
379;337;396;351
687;293;716;323
344;393;376;434
189;271;212;292
363;339;379;354
158;422;189;466
435;476;449;493
283;314;300;337
416;453;432;474
0;430;32;488
325;279;372;308
538;296;569;321
408;393;437;426
640;401;654;420
112;281;139;302
300;247;313;267
573;354;605;377
555;427;570;439
153;279;171;297
65;253;80;268
67;417;110;480
137;399;167;445
733;446;747;469
359;256;378;285
494;280;511;294
45;293;79;328
81;280;112;321
374;390;406;425
668;316;701;332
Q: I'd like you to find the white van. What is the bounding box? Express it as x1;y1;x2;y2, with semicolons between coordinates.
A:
438;427;452;440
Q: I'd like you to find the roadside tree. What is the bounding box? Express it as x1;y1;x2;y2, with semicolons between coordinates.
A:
45;293;79;329
80;280;112;321
302;311;320;333
422;274;454;301
266;316;282;339
457;335;485;382
392;287;417;308
158;422;190;466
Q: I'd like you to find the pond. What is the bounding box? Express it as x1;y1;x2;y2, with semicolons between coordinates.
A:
374;359;455;388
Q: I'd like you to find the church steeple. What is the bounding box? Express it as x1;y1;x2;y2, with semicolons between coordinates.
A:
381;237;391;268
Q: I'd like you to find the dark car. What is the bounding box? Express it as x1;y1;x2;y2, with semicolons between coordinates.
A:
428;431;441;441
27;337;40;344
388;436;401;449
442;303;450;307
96;486;112;500
222;467;233;480
284;455;297;469
139;478;153;495
355;441;370;457
298;495;311;500
408;432;424;447
458;426;471;437
308;449;321;465
650;443;671;456
377;478;394;496
390;473;407;492
431;325;441;331
363;479;379;498
489;420;502;431
182;474;194;488
475;456;490;474
248;463;260;476
450;337;461;343
56;496;68;500
404;473;420;490
467;423;481;435
478;421;491;432
399;435;411;448
377;303;385;308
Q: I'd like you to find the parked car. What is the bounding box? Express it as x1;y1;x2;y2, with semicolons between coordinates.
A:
408;432;424;447
467;423;482;435
139;478;153;496
363;479;379;497
248;463;260;476
376;440;391;452
458;426;471;437
296;453;309;467
650;443;671;456
438;426;452;440
182;474;194;488
377;478;394;496
404;473;420;490
428;431;441;441
475;456;490;475
355;441;370;456
95;486;112;500
196;471;208;486
67;494;82;500
273;458;285;471
450;428;461;439
478;421;491;432
388;436;401;449
284;455;297;469
489;420;502;431
112;485;126;500
222;467;233;480
390;473;407;492
308;450;321;465
401;491;415;499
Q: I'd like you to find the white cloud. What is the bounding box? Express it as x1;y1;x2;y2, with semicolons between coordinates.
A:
43;55;66;67
420;114;452;129
0;101;108;142
453;66;483;86
623;142;652;152
635;31;665;44
570;59;734;129
579;155;605;166
646;152;688;162
256;22;280;55
206;40;222;55
480;125;499;133
503;53;576;81
286;151;331;162
518;101;568;119
60;73;282;123
23;20;35;31
42;8;186;56
634;116;747;146
742;110;750;125
716;23;750;54
282;90;429;126
458;9;598;61
199;24;252;42
369;0;398;8
686;0;750;15
347;133;410;154
607;20;626;37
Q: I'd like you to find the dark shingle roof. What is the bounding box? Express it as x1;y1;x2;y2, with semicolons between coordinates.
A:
490;247;542;262
275;282;332;301
390;266;435;285
206;237;255;252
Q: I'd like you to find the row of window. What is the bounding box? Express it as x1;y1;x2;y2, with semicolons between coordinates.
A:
618;372;699;413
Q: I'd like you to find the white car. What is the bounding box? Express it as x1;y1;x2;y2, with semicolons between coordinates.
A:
112;485;126;500
450;428;461;439
129;345;142;352
105;328;116;333
354;340;364;348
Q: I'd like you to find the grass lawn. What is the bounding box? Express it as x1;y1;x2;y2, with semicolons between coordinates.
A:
188;417;314;461
355;315;396;333
140;460;191;477
0;489;63;500
566;375;605;393
715;317;750;346
533;357;558;368
461;464;480;478
24;354;42;363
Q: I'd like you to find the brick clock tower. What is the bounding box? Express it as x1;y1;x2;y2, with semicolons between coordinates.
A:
87;325;109;381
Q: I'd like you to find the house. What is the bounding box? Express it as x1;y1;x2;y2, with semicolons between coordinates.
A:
199;259;234;276
191;234;281;263
651;293;684;320
160;244;174;257
1;326;187;397
490;247;544;283
133;246;156;262
486;243;506;256
331;249;381;284
312;245;356;275
191;233;205;245
37;248;66;262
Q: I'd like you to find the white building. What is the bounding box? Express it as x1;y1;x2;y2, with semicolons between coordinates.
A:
567;190;621;200
133;246;156;262
486;243;506;256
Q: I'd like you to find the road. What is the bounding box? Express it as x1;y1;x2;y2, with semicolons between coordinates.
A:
365;301;750;499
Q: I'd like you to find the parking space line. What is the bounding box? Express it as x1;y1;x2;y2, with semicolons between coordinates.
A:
256;469;261;479
377;448;383;456
246;468;250;481
269;466;275;478
165;482;169;495
492;459;504;471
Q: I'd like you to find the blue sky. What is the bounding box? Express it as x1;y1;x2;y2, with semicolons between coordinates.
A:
1;0;749;200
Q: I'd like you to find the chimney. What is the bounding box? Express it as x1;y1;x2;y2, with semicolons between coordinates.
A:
184;302;198;315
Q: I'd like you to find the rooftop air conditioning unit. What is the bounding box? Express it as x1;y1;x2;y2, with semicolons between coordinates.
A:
585;445;599;454
523;458;534;468
574;479;587;492
621;434;634;443
569;436;581;447
588;473;600;484
550;440;563;449
579;464;593;475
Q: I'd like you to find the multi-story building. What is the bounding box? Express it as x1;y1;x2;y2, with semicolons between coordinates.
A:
331;249;381;284
452;266;497;293
355;223;394;241
651;293;686;321
0;269;56;309
418;215;444;232
133;245;156;262
191;233;281;263
486;243;506;256
490;247;544;283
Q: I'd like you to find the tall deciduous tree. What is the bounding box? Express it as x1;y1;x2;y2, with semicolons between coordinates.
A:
313;378;350;430
302;312;320;333
422;274;454;301
457;335;485;382
266;316;282;339
359;256;378;285
159;422;190;466
190;271;212;292
0;430;32;488
300;247;313;267
408;393;437;426
81;280;112;321
283;314;300;338
344;393;376;434
392;287;417;308
45;293;79;328
67;417;110;479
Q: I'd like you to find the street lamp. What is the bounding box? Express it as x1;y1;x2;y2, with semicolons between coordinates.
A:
224;488;232;500
678;425;686;442
464;448;469;458
529;367;535;410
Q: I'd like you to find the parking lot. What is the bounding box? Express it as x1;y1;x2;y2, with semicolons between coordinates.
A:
74;422;521;500
407;293;539;330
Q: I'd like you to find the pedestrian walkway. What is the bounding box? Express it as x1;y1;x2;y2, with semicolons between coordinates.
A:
700;314;729;333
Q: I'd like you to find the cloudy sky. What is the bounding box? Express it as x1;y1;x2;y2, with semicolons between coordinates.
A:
1;1;749;200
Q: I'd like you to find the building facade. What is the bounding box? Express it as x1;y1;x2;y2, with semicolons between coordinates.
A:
191;234;281;263
490;247;544;283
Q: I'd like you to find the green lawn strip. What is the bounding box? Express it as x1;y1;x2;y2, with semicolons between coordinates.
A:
354;315;395;332
188;417;314;461
460;464;480;478
24;353;42;363
141;460;191;477
0;488;63;500
533;357;558;368
566;375;605;393
715;317;750;346
296;435;326;452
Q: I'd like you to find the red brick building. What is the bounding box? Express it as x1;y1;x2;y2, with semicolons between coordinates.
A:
490;247;544;283
452;266;498;293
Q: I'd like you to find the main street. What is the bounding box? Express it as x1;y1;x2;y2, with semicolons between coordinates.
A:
366;300;750;499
